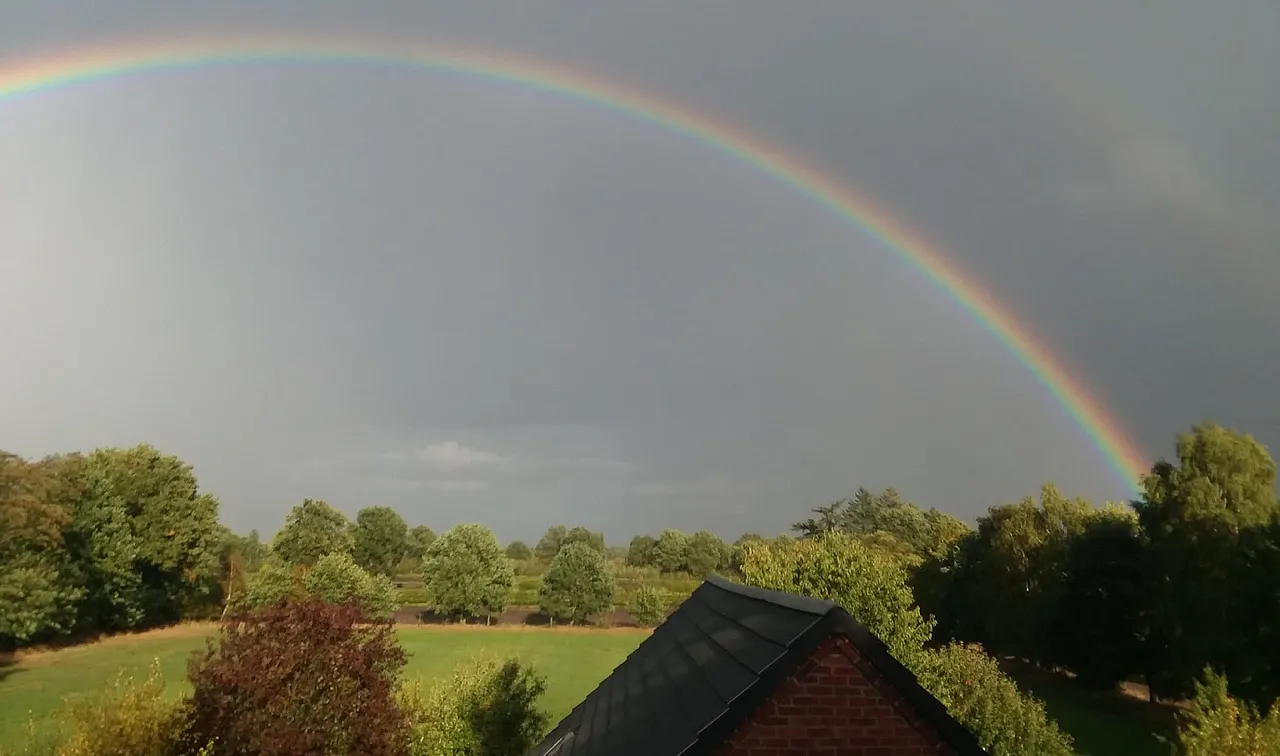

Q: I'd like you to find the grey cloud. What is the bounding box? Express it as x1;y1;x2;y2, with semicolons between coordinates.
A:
1;0;1276;543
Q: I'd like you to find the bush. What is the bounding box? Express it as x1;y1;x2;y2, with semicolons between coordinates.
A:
626;585;667;626
910;643;1074;756
183;599;409;756
398;655;549;756
1177;668;1280;756
1;659;194;756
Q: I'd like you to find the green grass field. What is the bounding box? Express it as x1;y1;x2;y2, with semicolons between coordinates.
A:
0;625;1172;755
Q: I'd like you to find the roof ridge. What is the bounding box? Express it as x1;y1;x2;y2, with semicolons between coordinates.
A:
703;574;838;615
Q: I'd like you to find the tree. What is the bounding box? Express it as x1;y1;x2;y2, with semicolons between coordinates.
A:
793;487;970;560
913;643;1074;756
68;445;221;632
422;524;513;621
184;599;410;756
738;532;933;661
505;540;533;561
404;525;437;561
534;525;567;562
303;551;400;620
272;499;353;567
743;529;1075;755
1049;506;1147;689
626;535;657;567
944;484;1095;662
538;543;615;625
728;534;765;573
562;526;606;553
684;530;727;577
351;506;409;578
1136;423;1280;701
652;529;690;574
0;452;82;645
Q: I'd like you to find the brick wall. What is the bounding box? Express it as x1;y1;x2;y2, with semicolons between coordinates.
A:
714;636;956;756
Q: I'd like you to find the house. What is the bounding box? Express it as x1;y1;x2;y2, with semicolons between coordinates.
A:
526;575;988;756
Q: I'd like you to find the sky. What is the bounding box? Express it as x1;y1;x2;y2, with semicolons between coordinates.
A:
1;0;1277;543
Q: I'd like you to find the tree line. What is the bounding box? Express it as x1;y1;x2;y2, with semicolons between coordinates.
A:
778;423;1279;723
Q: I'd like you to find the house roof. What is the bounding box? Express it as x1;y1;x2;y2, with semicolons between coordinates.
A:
525;575;988;756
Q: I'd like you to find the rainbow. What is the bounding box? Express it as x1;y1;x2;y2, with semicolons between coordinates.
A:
0;33;1150;493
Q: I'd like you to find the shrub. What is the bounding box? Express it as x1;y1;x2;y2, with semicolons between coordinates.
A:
398;654;549;756
183;599;409;756
537;543;615;625
910;643;1074;756
626;585;667;626
1177;668;1280;756
5;659;195;756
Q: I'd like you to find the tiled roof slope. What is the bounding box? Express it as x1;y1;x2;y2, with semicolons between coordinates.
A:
525;575;988;756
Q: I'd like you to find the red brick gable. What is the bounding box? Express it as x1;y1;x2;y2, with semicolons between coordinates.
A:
715;636;957;756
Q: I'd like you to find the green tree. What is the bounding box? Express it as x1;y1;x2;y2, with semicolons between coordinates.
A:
728;534;766;573
505;540;533;561
1137;423;1280;701
744;529;1074;755
351;506;409;578
404;525;437;561
538;542;615;625
272;499;353;567
562;526;606;553
739;532;933;661
534;525;567;562
1049;505;1148;689
0;452;83;645
794;487;970;560
70;445;221;632
422;524;513;621
229;561;306;613
227;529;270;572
652;529;690;574
626;535;657;567
684;530;727;577
304;551;400;620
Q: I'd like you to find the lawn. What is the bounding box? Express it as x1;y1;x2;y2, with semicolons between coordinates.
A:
1002;661;1178;756
0;625;1173;755
0;624;646;752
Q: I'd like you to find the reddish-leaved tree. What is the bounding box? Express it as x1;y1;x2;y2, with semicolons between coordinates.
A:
182;598;409;756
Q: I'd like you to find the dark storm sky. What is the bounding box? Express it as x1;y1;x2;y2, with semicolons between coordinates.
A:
2;0;1277;542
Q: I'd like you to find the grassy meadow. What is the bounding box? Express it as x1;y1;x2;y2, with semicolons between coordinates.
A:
0;624;645;752
0;623;1174;756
